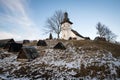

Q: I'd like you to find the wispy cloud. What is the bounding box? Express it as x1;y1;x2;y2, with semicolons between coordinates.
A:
0;31;21;40
0;0;40;40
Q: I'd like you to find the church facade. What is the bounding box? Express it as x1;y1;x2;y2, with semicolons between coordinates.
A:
61;12;85;40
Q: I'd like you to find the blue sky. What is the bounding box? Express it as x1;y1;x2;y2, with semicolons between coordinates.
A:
0;0;120;41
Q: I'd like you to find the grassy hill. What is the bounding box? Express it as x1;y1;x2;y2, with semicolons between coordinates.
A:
0;40;120;79
70;40;120;57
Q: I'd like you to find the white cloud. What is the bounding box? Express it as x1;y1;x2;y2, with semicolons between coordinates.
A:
0;0;28;17
0;0;40;40
0;31;21;40
0;31;41;41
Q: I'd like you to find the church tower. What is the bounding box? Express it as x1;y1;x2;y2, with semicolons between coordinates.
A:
61;12;73;40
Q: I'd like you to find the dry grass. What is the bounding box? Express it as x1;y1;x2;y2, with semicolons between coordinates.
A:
73;63;116;79
28;39;120;58
25;41;37;46
71;40;120;58
0;68;3;74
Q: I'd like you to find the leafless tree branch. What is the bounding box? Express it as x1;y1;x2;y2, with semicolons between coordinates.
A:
45;10;64;39
96;22;117;42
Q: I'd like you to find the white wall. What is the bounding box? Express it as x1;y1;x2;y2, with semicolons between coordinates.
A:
61;22;72;40
61;22;84;40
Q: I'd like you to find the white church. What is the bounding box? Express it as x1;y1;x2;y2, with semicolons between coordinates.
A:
61;12;86;40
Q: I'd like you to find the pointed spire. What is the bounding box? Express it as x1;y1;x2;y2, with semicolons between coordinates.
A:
64;12;68;20
61;12;73;24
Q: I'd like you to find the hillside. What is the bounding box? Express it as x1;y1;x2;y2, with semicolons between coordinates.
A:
0;40;120;80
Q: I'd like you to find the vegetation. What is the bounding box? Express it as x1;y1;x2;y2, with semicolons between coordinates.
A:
0;39;120;79
45;10;64;39
49;33;53;39
23;39;120;58
96;22;117;42
71;40;120;57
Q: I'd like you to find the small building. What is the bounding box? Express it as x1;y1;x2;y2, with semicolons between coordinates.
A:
54;42;66;50
8;43;23;52
17;46;39;61
23;40;30;44
94;37;106;41
61;12;85;40
37;40;47;46
0;38;15;48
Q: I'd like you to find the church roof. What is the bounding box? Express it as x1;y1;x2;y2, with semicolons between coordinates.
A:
61;12;73;24
71;29;84;38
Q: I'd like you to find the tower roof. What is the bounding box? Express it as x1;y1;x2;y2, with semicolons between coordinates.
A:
61;12;73;24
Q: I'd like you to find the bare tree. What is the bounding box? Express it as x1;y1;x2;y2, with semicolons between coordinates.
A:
45;10;64;39
96;22;117;42
105;27;117;42
96;22;106;37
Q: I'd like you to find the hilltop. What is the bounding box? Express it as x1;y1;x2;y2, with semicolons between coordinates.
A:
28;40;120;57
0;40;120;80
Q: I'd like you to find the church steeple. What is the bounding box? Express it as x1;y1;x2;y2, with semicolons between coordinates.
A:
61;12;73;24
64;12;68;21
61;12;85;40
